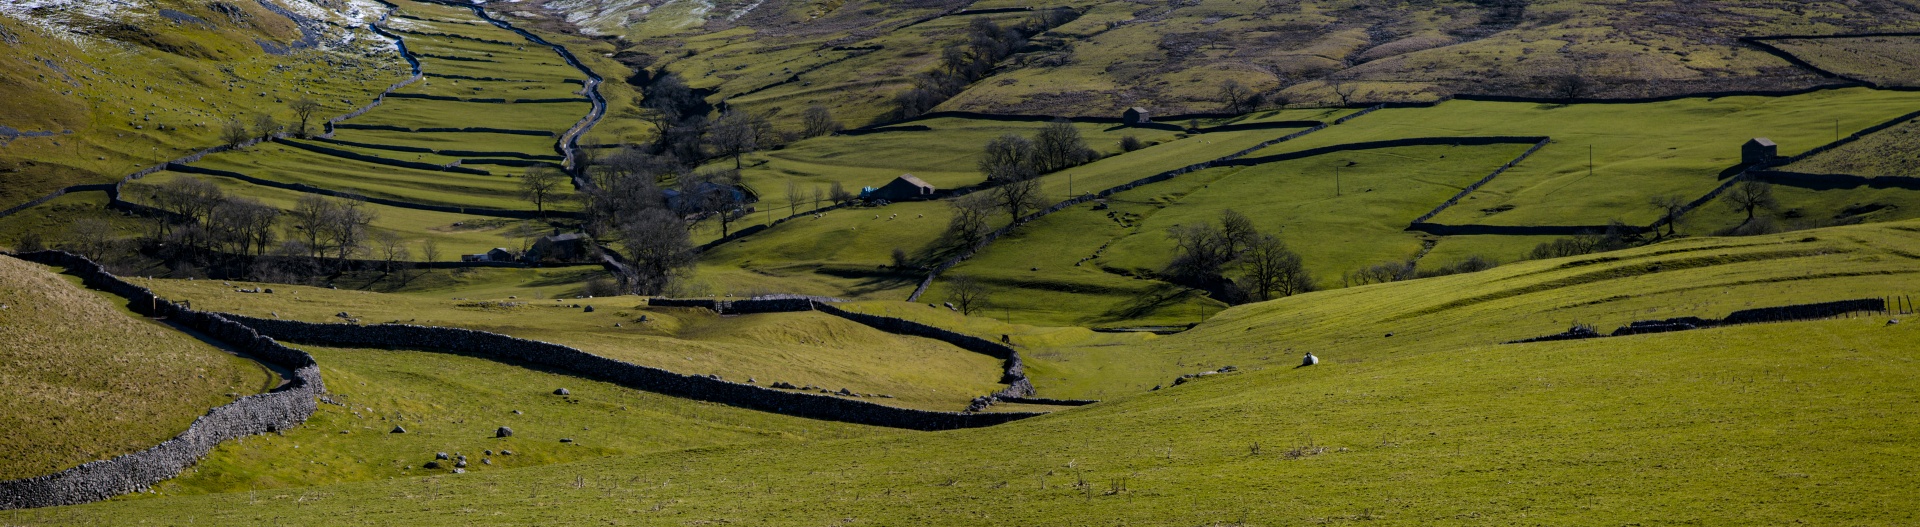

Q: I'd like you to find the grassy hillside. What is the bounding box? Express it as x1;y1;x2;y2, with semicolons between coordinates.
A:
147;343;887;495
0;0;410;205
9;220;1918;524
544;0;1920;124
0;256;273;480
132;279;1014;411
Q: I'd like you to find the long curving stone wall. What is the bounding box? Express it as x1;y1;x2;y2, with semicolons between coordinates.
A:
222;312;1043;431
0;251;324;510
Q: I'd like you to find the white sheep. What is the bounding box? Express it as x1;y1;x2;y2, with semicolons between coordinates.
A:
1300;352;1319;367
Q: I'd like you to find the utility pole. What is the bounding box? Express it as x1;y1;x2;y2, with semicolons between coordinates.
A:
1588;145;1594;177
1335;165;1342;197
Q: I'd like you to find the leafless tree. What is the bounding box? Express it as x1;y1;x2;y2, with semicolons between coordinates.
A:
946;192;996;246
1220;79;1251;114
519;166;566;217
220;118;251;147
210;197;279;256
946;274;992;315
420;238;441;271
1238;234;1312;301
288;98;322;138
64;218;118;261
150;177;225;228
786;178;802;216
617;207;697;295
829;181;853;204
288;194;335;258
372;230;409;274
1330;81;1359;107
1722;179;1776;223
1345;260;1416;286
1032;119;1092;173
980;134;1038;182
992;178;1047;224
707;107;764;169
318;199;376;268
1649;194;1689;235
253;113;281;138
801;105;841;138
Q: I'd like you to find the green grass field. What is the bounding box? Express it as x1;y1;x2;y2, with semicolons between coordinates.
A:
1784;116;1920;178
145;343;887;495
132;278;1015;411
0;256;273;480
187;144;540;210
926;143;1534;326
10;220;1919;524
125;172;553;258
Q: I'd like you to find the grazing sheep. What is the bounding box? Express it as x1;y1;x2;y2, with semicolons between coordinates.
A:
1299;352;1318;368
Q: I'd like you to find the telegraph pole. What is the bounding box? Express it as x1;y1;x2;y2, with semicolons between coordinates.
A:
1588;145;1594;177
1335;165;1342;197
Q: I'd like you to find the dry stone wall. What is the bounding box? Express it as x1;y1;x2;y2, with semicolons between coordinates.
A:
224;312;1042;431
0;251;323;510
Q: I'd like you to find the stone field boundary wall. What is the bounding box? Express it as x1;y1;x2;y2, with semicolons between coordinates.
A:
224;309;1043;431
904;113;1371;301
644;298;1038;399
1508;297;1890;344
0;251;324;510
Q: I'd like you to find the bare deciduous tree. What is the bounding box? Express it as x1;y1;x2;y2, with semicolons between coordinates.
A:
420;238;441;271
253;113;281;138
288;98;322;138
1649;194;1689;235
64;218;117;261
946;274;992;315
220;118;251;147
786;178;803;217
519;166;566;217
1330;81;1359;107
1722;179;1776;223
980;134;1038;183
617;207;697;295
707;107;765;169
946;192;996;246
802;105;841;138
829;181;853;204
1220;79;1251;114
1238;234;1312;301
1032;119;1092;173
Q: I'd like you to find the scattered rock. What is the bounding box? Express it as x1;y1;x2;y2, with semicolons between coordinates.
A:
512;410;523;415
455;460;467;468
553;388;569;395
390;426;406;434
496;426;513;438
559;438;573;443
436;452;449;460
485;450;493;456
747;377;756;384
452;468;466;474
1890;319;1902;325
583;305;594;313
482;458;492;465
424;461;441;469
501;450;514;456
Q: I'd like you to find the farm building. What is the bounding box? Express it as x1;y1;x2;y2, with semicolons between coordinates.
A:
664;182;750;214
1743;138;1777;165
525;232;590;262
1124;107;1152;126
861;174;936;202
462;247;519;263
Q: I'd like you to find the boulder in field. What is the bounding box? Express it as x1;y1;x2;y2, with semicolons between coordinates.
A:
496;426;513;438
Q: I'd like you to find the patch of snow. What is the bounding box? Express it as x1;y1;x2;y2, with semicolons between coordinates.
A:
726;0;762;22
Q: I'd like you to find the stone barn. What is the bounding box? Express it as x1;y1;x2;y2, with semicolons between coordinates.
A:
1743;138;1777;165
1123;107;1152;126
525;232;589;263
861;174;936;202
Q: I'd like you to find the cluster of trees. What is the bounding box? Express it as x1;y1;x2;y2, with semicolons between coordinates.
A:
1343;255;1499;287
945;119;1099;244
894;11;1076;119
1162;210;1312;303
126;178;389;280
218;97;325;148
